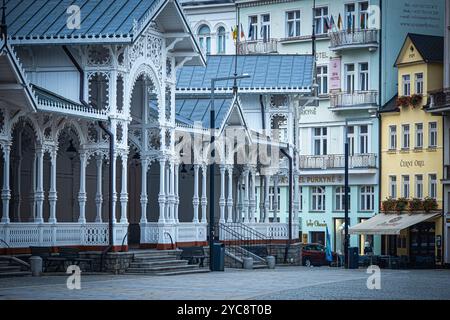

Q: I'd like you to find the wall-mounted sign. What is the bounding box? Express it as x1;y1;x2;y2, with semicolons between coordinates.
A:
329;57;341;91
400;160;425;168
306;220;327;228
299;175;344;185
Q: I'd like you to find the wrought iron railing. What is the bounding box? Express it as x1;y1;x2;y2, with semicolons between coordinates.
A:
429;88;450;109
330;91;378;108
329;29;379;50
299;153;377;169
238;39;278;54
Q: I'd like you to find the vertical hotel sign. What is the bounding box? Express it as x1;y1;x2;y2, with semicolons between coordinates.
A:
329;57;341;91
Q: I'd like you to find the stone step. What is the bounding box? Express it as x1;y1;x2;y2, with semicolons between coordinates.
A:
0;265;22;272
125;263;201;274
154;268;210;276
129;260;188;268
0;271;31;278
132;251;179;257
133;255;179;262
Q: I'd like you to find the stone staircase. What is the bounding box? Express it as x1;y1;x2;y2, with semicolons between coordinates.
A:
224;246;268;269
0;257;31;278
125;250;209;276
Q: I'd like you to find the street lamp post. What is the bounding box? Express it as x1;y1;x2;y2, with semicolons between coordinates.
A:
209;73;250;271
344;119;350;269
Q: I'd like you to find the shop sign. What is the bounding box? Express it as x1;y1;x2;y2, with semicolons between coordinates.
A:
306;220;327;227
299;175;344;185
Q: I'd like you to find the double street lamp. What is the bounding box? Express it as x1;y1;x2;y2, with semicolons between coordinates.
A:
209;73;250;271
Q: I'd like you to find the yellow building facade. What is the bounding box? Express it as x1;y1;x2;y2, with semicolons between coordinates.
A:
380;34;444;265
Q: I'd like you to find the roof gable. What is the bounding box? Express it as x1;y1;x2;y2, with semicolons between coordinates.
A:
395;33;444;66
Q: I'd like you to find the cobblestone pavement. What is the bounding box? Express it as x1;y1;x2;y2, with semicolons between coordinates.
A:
1;267;450;300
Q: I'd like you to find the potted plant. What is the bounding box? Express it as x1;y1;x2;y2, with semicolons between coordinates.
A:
382;198;397;212
396;96;411;108
395;197;409;212
408;198;424;212
410;94;423;107
423;197;438;212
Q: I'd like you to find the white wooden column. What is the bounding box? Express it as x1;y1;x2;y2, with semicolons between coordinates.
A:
78;151;87;224
201;164;207;223
294;172;300;223
192;164;200;223
14;151;22;222
243;168;250;223
1;144;11;223
226;166;233;223
174;162;179;223
273;175;279;223
48;148;58;223
264;175;270;223
29;153;37;222
158;158;166;223
120;155;128;223
166;163;173;222
219;165;226;223
249;169;256;222
95;155;103;223
111;153;117;223
259;175;264;223
35;147;44;223
140;158;149;224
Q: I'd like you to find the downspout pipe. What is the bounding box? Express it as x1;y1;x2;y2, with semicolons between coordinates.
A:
62;45;115;251
280;148;293;264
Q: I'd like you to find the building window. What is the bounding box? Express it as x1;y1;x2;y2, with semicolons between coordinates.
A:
415;175;423;199
402;175;410;198
317;65;328;95
286;10;300;38
415;73;424;95
360;125;369;154
313;127;327;155
217;27;226;54
314;7;329;35
429;122;437;148
248;16;258;40
389;125;397;150
347;126;355;156
261;14;271;42
345;64;355;93
389;176;397;198
415;123;423;149
359;63;369;91
359;2;369;29
335;186;350;211
312;186;326;211
345;3;356;32
360;186;374;211
402;124;410;149
429;174;437;199
402;74;411;96
198;25;211;54
269;187;281;211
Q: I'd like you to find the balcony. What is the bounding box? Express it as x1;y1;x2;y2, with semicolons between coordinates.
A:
443;165;450;185
329;29;379;52
428;88;450;112
330;91;378;111
299;154;377;170
238;39;278;54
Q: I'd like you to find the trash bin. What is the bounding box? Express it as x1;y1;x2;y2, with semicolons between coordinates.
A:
212;242;225;271
348;247;359;269
29;256;43;276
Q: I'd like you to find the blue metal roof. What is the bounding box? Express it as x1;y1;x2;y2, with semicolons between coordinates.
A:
176;55;314;91
5;0;162;41
175;97;233;128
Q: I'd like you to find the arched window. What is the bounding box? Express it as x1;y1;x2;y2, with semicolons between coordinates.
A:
217;27;226;53
335;186;350;211
311;186;325;211
198;24;211;55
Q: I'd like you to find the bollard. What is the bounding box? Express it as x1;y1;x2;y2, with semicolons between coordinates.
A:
266;256;276;269
29;256;43;277
243;257;253;269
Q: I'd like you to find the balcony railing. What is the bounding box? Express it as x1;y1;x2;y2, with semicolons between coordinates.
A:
299;154;377;170
238;39;278;54
330;91;378;109
329;29;379;51
429;88;450;110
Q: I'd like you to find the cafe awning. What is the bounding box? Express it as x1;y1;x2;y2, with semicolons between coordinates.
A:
349;212;441;235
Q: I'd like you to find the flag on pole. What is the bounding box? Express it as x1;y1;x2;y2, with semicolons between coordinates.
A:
329;15;335;29
337;13;342;30
231;26;237;41
325;226;333;262
240;23;245;40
